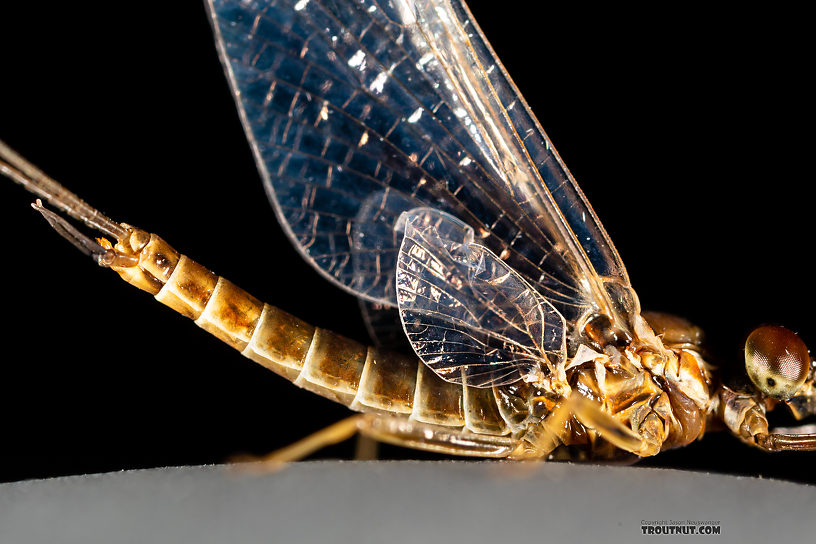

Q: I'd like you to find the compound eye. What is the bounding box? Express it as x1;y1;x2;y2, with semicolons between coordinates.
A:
745;325;810;399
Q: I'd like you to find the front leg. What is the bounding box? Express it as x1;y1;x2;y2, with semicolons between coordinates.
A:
719;386;816;452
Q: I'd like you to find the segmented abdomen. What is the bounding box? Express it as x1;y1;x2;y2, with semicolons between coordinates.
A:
124;234;509;437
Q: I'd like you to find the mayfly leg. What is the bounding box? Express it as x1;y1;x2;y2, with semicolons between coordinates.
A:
234;414;521;471
236;392;653;469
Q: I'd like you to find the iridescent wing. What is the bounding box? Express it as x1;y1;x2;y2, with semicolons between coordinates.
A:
396;208;565;386
358;300;412;350
207;0;639;384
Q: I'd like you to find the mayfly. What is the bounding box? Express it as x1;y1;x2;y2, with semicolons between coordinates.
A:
1;1;814;476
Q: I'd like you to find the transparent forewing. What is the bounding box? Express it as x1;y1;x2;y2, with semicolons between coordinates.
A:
207;0;634;328
359;299;412;351
396;209;565;387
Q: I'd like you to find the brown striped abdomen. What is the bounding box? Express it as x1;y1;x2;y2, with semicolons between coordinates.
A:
113;233;510;437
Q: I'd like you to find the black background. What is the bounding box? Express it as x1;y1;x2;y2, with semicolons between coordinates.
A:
1;2;813;484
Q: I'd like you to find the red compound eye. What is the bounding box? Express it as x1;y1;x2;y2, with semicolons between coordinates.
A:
745;325;810;399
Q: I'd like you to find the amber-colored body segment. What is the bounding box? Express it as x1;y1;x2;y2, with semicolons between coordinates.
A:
112;233;509;437
108;232;724;459
92;228;816;457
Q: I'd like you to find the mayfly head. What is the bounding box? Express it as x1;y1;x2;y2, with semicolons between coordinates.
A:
744;325;811;400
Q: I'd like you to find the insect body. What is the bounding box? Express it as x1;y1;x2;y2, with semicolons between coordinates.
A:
2;1;815;476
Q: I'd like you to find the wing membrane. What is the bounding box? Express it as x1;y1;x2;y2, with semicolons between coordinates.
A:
207;0;637;335
396;208;565;386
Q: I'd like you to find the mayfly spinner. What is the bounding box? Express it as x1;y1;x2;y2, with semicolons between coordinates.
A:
2;0;815;466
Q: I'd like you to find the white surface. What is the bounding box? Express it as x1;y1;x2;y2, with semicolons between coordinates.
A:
1;461;814;543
